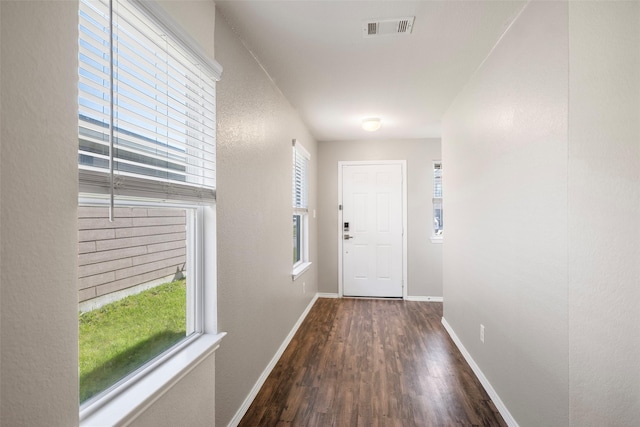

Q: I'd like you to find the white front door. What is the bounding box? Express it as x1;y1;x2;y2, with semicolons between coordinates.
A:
341;163;404;297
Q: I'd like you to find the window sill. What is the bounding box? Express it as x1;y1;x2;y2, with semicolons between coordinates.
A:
430;236;443;244
80;332;226;427
292;262;312;280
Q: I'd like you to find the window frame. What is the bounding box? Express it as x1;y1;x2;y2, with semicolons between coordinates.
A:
77;0;224;423
78;197;224;426
292;139;311;279
431;160;443;243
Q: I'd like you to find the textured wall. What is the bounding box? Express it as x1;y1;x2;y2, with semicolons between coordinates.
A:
442;2;569;425
156;0;216;62
128;355;216;427
568;2;640;425
317;139;442;298
1;2;80;424
215;12;319;427
443;1;640;426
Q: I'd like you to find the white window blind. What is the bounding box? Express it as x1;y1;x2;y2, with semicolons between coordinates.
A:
78;0;221;203
433;161;443;237
433;162;442;198
292;140;310;211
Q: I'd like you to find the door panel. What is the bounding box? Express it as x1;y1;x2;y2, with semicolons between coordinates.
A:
342;163;403;297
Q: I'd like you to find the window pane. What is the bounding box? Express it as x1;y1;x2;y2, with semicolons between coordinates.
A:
433;199;443;236
78;206;193;403
293;215;301;264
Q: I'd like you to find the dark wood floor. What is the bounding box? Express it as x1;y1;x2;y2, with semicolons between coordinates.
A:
239;298;507;427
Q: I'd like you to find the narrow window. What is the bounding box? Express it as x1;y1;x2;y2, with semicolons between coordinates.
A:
292;140;311;276
78;0;219;406
433;161;443;239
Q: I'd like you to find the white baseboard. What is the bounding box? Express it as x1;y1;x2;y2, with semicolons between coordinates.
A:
441;318;519;427
227;294;319;427
405;296;443;302
317;292;339;298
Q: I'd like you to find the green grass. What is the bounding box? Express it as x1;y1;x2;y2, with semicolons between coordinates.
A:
79;279;187;403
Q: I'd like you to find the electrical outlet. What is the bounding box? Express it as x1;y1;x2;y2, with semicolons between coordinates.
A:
303;281;306;294
480;324;485;343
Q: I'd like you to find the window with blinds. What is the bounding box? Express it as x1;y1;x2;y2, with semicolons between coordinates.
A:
78;0;220;203
77;0;221;411
433;161;443;238
292;140;310;270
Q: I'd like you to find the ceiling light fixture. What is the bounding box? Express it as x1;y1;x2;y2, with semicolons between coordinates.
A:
362;118;382;132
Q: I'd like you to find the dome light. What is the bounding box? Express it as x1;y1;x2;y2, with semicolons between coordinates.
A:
362;118;382;132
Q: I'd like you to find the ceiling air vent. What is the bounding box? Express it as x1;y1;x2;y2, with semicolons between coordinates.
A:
363;17;415;38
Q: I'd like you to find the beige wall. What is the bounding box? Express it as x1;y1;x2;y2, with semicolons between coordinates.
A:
443;3;570;423
214;12;318;427
127;356;216;427
443;1;639;426
567;2;640;425
317;139;442;298
0;1;221;425
1;2;80;424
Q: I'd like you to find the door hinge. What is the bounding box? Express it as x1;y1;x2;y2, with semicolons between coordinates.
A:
339;204;342;211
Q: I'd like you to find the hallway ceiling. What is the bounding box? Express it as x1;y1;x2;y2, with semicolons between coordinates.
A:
215;1;527;142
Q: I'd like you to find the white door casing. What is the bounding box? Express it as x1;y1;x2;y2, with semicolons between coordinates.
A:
339;161;406;298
